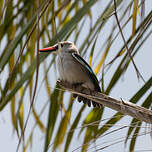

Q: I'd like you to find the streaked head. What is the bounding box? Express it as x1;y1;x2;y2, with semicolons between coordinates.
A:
39;41;78;54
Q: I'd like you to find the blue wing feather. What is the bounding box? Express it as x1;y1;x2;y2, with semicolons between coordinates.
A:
72;53;101;92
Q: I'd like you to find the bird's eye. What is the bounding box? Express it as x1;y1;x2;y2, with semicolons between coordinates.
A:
61;43;63;47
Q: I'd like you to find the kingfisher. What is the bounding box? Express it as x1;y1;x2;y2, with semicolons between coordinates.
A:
39;41;102;108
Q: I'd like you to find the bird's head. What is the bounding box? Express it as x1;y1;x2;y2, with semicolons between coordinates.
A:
39;41;78;54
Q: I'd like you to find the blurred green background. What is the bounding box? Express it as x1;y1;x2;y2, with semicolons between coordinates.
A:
0;0;152;151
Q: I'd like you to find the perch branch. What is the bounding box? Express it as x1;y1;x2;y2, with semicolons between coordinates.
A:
57;80;152;124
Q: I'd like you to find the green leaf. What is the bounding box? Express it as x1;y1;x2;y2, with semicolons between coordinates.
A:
53;100;72;150
129;122;141;151
64;105;86;152
44;83;61;152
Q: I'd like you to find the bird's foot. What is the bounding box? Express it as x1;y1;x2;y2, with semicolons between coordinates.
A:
57;80;103;108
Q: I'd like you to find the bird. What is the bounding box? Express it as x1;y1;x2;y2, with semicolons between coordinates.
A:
39;41;102;108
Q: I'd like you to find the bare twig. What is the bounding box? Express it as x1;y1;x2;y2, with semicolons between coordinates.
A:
72;125;151;152
113;0;145;82
9;0;52;85
57;80;152;124
16;1;52;151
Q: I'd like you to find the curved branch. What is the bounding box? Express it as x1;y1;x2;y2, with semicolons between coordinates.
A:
57;80;152;124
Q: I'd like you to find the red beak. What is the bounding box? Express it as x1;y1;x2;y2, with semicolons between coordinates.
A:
39;46;57;53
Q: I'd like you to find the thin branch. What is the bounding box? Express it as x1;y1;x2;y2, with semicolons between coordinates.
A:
16;0;52;151
72;124;151;152
90;129;151;151
57;80;152;124
113;0;145;82
9;0;52;85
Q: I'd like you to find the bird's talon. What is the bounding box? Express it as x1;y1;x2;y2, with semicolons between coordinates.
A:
92;101;97;107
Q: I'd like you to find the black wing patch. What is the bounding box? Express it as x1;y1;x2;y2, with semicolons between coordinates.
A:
72;53;101;92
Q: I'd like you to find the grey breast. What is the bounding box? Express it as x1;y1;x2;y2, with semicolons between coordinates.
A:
57;52;94;90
